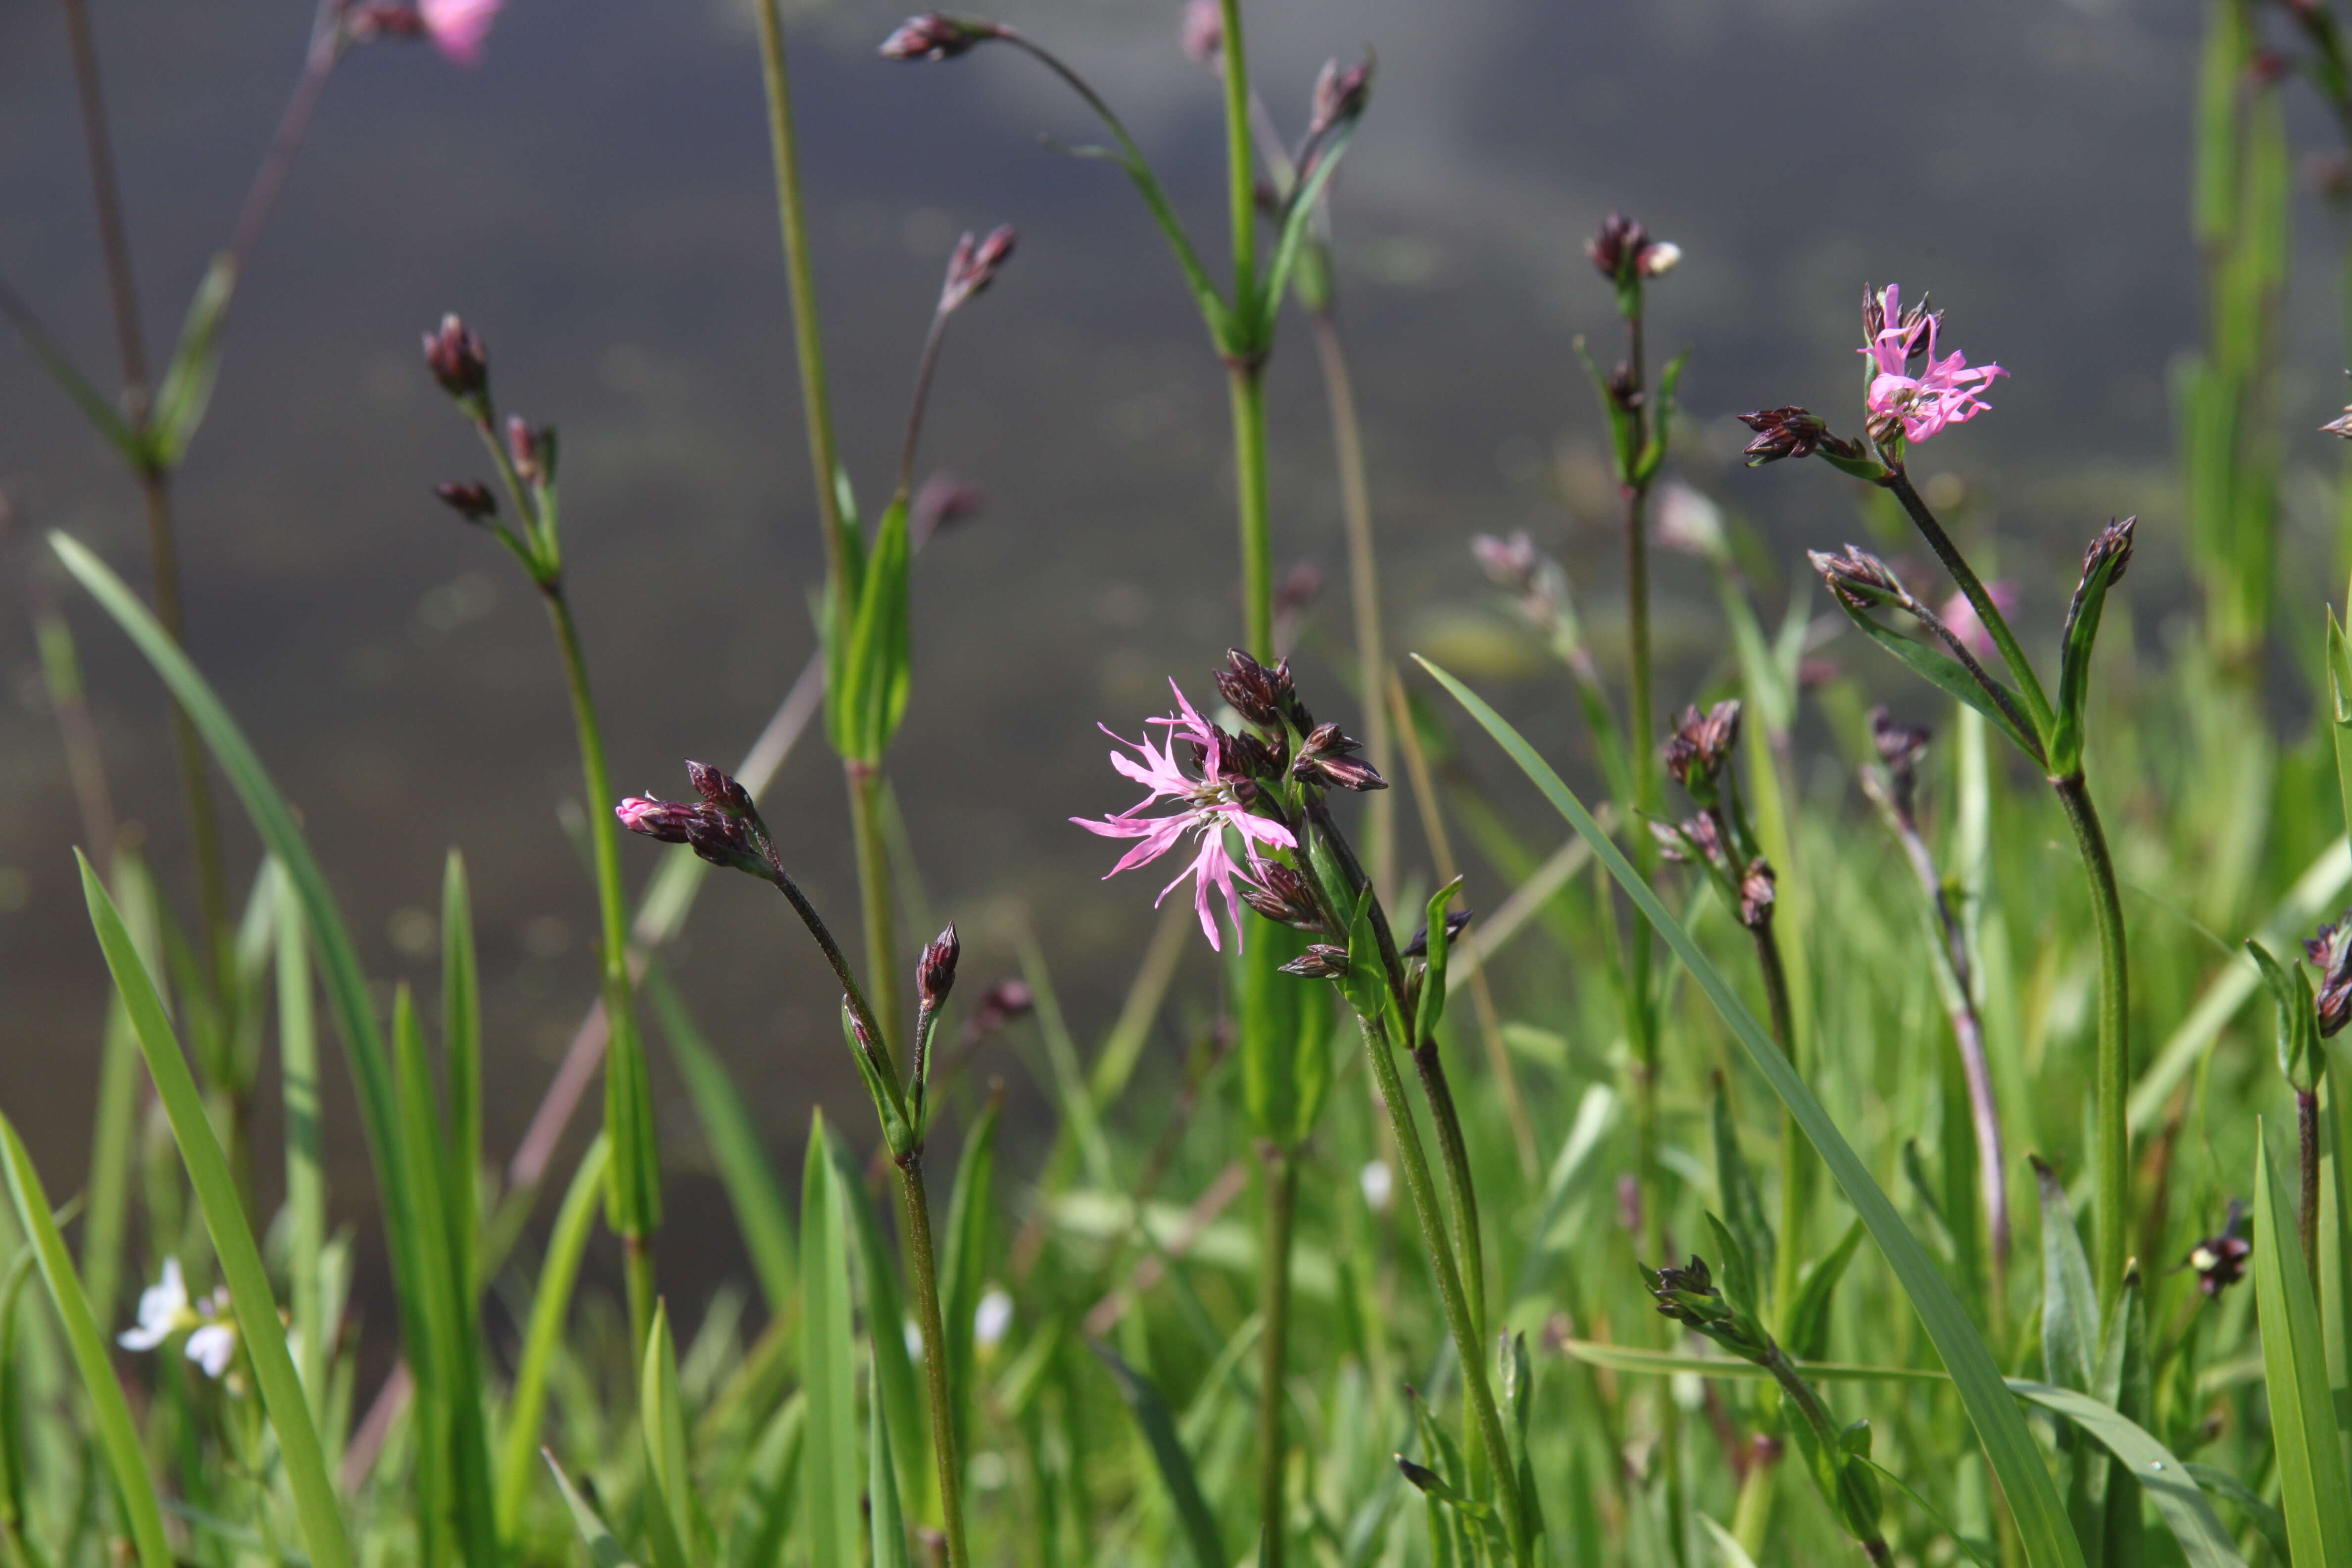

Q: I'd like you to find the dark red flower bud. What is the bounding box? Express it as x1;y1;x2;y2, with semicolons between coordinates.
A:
2308;909;2352;1037
1868;707;1931;816
1308;55;1372;140
1736;859;1776;931
940;225;1018;313
686;761;756;817
910;474;984;544
879;13;1002;61
423;314;489;405
1662;700;1741;803
962;979;1033;1043
1810;544;1911;612
617;797;699;844
1278;944;1352;979
1239;865;1327;932
1177;0;1221;63
1292;721;1386;791
434;481;497;523
918;925;960;1009
1737;406;1842;466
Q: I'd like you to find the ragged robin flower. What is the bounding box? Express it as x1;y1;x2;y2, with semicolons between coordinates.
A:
1072;680;1298;951
1858;283;2006;444
2307;910;2352;1036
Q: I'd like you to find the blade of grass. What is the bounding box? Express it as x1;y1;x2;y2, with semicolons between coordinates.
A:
275;858;327;1417
1092;1343;1227;1568
545;1451;644;1568
869;1363;910;1568
2008;1382;2245;1568
495;1133;610;1540
939;1091;1001;1460
0;1113;171;1568
76;851;354;1568
1421;655;2088;1568
2253;1130;2352;1565
801;1113;860;1568
441;853;481;1295
824;1125;925;1518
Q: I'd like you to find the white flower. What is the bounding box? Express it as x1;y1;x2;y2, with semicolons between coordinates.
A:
1359;1160;1394;1214
974;1287;1014;1350
186;1322;238;1379
119;1259;194;1352
905;1320;926;1361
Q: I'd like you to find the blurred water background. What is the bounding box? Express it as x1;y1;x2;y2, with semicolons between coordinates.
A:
1;0;2343;1294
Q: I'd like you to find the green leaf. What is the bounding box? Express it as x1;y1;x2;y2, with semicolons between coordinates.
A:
1709;1079;1776;1313
1783;1219;1864;1364
1421;655;2088;1568
1633;348;1692;487
2247;938;2320;1092
939;1092;1001;1458
1090;1343;1225;1568
1826;593;2042;763
441;852;481;1292
1412;877;1465;1051
725;1393;804;1568
868;1362;911;1568
148;254;237;466
545;1452;644;1568
1261;118;1361;335
800;1114;862;1568
2049;525;2130;779
646;971;795;1313
640;1303;703;1568
274;858;328;1414
2182;1464;2289;1564
824;1125;925;1515
2009;1383;2246;1568
1237;924;1333;1148
1559;1340;1948;1384
2325;611;2352;845
496;1135;610;1539
0;1113;172;1568
832;496;913;764
76;852;356;1568
2253;1130;2352;1566
2031;1157;2099;1396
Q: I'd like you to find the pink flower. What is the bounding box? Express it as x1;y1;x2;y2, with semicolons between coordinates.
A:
421;0;501;65
1938;581;2019;661
1859;284;2006;444
1072;681;1297;951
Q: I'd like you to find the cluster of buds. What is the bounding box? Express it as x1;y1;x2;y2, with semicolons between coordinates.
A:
1662;700;1740;807
961;979;1032;1044
2187;1201;2253;1297
878;12;1005;59
1642;1256;1770;1360
1861;282;1937;359
423;314;490;417
939;225;1018;315
1585;213;1680;287
2307;911;2352;1036
617;762;773;880
1293;721;1385;792
1277;943;1352;979
1240;864;1327;931
1868;707;1931;820
1808;544;1911;615
1735;406;1879;478
1216;648;1314;733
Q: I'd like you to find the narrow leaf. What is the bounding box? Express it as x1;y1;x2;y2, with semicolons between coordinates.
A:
2253;1132;2352;1566
1092;1343;1227;1568
801;1114;861;1568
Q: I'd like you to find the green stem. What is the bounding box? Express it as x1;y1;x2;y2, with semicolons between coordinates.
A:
1883;469;2054;740
1409;1043;1485;1343
1216;0;1257;319
543;586;658;1356
1231;366;1274;659
750;0;845;574
896;1156;970;1568
1256;1143;1297;1568
2051;772;2129;1309
1309;309;1393;898
847;763;904;1080
2300;1087;2323;1292
1352;1010;1528;1565
1752;919;1808;1327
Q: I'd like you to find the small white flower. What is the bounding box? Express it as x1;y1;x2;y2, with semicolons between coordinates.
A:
974;1287;1013;1350
905;1320;926;1361
119;1259;194;1352
1359;1160;1394;1214
186;1322;238;1379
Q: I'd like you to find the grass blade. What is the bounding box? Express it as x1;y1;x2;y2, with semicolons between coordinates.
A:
275;858;329;1417
76;851;356;1568
1092;1343;1227;1568
0;1113;171;1568
725;1392;804;1568
496;1134;610;1539
545;1451;645;1568
640;1302;702;1568
2008;1382;2245;1568
869;1363;910;1568
2253;1130;2352;1565
1421;655;2087;1568
825;1123;924;1516
801;1112;861;1568
939;1090;1001;1459
645;971;795;1313
441;852;481;1294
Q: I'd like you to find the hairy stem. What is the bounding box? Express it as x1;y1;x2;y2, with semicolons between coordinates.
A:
2052;771;2129;1309
846;764;904;1079
1216;0;1257;318
896;1157;971;1567
1231;366;1274;660
1883;469;2054;738
2300;1087;2323;1290
1256;1144;1297;1568
1751;918;1810;1325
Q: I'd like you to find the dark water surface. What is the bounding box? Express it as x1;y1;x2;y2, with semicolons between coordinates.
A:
0;0;2324;1292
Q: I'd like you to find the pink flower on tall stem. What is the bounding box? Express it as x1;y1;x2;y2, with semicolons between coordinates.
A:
1860;284;2006;444
1072;681;1297;951
420;0;501;65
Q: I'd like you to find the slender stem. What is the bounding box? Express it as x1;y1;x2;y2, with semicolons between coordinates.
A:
543;586;658;1353
1310;310;1394;898
896;309;952;504
2052;772;2129;1309
1759;1346;1888;1564
1351;1009;1529;1565
1751;918;1811;1326
750;0;845;573
1255;1143;1297;1568
1230;367;1274;659
58;0;149;406
896;1158;971;1567
2300;1087;2323;1290
1215;0;1257;318
224;2;344;277
1883;470;2054;738
1409;1043;1485;1341
846;764;905;1080
760;858;894;1086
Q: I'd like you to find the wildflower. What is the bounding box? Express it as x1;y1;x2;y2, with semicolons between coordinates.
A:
186;1316;239;1379
1277;944;1351;978
616;790;766;877
422;314;489;405
1662;700;1741;805
1858;284;2006;444
419;0;501;65
1072;681;1298;950
2307;911;2352;1036
1238;864;1328;931
2187;1201;2252;1297
940;226;1018;315
1936;581;2018;661
1359;1159;1394;1213
1177;0;1222;64
879;13;1003;60
1586;214;1678;284
1215;649;1313;734
1809;544;1910;612
1641;1255;1768;1358
119;1259;196;1352
1736;859;1776;931
1292;722;1386;792
918;926;961;1009
1307;55;1373;141
975;1287;1014;1349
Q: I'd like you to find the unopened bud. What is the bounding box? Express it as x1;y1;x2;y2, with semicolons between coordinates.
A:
1662;700;1741;803
2187;1200;2252;1296
878;12;1001;60
2309;910;2352;1037
617;797;698;843
910;474;984;544
1278;943;1352;979
1292;721;1386;792
434;481;497;523
1587;212;1676;287
1308;55;1372;140
686;760;755;817
1471;531;1539;596
1810;544;1910;612
423;314;489;406
1215;649;1310;733
1239;865;1327;931
505;416;556;486
1737;406;1837;466
1400;907;1472;959
964;979;1033;1041
940;225;1018;314
918;925;961;1008
1177;0;1221;64
1868;707;1930;814
1737;859;1776;931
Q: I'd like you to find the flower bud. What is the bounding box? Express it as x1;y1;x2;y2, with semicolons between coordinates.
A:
964;979;1033;1041
2187;1200;2252;1297
1400;907;1472;959
423;314;489;407
910;474;984;545
940;225;1018;314
878;12;1001;59
2308;910;2352;1036
434;481;497;523
918;925;961;1009
1215;649;1310;733
1292;722;1386;791
1868;707;1931;815
1736;859;1776;931
1585;213;1647;283
1662;700;1741;804
1471;531;1539;596
1736;406;1831;465
617;796;699;843
1810;544;1911;612
1308;55;1372;140
686;760;755;817
506;415;557;485
1239;865;1327;931
1177;0;1221;63
1277;944;1351;979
